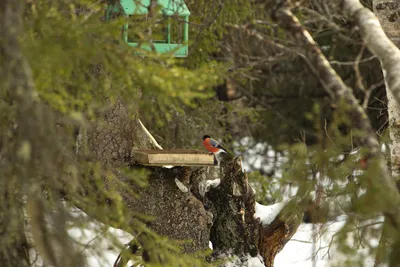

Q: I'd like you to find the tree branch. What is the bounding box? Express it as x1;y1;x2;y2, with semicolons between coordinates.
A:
137;118;163;150
343;0;400;106
271;1;400;231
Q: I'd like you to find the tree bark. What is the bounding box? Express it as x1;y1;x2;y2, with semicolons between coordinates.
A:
206;158;302;266
343;0;400;106
369;1;400;266
207;158;259;256
77;101;214;255
258;200;302;267
370;0;400;185
78;100;302;266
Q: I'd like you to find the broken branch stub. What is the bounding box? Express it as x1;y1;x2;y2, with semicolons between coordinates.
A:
258;200;302;267
206;156;302;267
207;156;259;257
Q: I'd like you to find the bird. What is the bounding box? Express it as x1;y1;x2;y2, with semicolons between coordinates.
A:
202;135;229;155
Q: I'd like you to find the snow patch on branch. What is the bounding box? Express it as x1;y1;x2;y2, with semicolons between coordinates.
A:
162;165;173;169
174;178;189;193
255;202;285;226
199;179;221;196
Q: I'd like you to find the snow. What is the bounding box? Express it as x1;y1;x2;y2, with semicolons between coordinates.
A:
174;177;189;192
254;202;285;226
63;202;380;267
68;222;133;267
224;254;265;267
65;219;379;267
275;221;379;267
199;178;221;196
162;165;173;168
275;223;333;267
64;139;385;267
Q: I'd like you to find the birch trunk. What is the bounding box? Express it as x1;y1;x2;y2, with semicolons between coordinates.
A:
343;0;400;106
371;1;400;265
372;0;400;183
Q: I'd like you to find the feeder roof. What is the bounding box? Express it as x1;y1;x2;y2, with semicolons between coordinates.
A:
120;0;190;16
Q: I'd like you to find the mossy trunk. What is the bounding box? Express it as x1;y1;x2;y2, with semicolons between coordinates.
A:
0;1;32;266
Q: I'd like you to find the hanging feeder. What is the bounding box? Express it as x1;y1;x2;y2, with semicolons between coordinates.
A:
106;0;190;57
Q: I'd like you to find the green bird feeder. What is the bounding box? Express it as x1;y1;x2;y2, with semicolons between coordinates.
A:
106;0;190;57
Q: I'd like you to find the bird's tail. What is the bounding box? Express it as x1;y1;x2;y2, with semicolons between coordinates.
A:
217;145;232;155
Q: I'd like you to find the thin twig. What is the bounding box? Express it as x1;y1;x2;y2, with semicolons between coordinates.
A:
138;118;163;150
329;55;377;66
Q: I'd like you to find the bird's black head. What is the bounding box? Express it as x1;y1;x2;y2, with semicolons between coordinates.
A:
202;135;211;140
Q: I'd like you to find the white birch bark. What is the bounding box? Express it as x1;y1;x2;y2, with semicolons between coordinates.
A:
272;4;400;234
343;0;400;107
366;1;400;265
372;0;400;180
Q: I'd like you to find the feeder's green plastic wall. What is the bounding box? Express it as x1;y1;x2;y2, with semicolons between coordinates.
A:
107;0;190;57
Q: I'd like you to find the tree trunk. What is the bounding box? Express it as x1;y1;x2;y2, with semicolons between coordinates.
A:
371;0;400;185
343;0;400;106
75;96;302;266
0;1;32;266
370;1;400;266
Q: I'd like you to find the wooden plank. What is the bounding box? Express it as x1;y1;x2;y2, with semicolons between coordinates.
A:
131;149;211;156
149;153;213;165
131;149;215;166
131;150;150;164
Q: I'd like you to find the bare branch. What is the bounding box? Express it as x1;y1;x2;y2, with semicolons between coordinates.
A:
137;118;163;150
271;1;400;231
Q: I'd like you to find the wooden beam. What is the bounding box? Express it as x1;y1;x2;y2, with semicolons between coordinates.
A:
131;149;216;166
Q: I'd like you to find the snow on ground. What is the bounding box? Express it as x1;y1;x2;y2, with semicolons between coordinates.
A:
240;140;380;267
63;139;382;266
65;200;379;267
68;223;133;267
276;223;331;267
254;202;285;225
275;221;378;267
71;220;378;267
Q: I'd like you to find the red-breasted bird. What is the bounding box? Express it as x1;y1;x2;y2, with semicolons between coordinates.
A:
202;135;229;155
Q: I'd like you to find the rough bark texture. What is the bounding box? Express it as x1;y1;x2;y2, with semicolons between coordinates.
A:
343;0;400;106
272;1;400;231
371;2;400;266
125;167;213;253
371;0;400;184
82;101;213;253
258;207;301;267
207;157;259;256
205;157;302;266
82;101;302;266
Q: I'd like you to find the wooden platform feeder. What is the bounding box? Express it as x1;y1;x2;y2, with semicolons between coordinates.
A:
132;149;216;166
